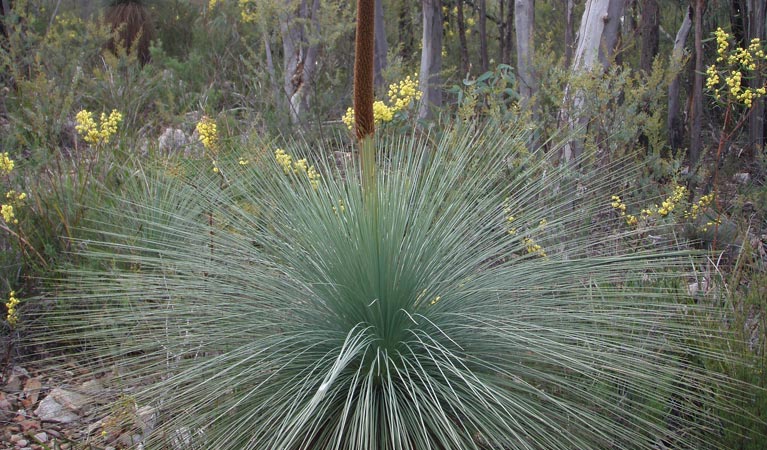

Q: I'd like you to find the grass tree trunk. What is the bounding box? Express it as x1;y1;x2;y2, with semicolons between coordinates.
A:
280;0;321;125
560;0;626;163
668;5;692;154
355;0;376;195
373;0;388;89
418;0;443;120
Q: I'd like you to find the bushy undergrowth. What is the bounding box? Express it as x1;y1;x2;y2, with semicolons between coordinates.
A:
31;125;752;449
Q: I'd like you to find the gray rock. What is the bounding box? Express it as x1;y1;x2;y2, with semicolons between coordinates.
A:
34;396;79;424
733;172;751;184
48;388;90;412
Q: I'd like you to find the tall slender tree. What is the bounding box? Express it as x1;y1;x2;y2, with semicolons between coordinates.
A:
373;0;388;89
280;0;321;125
668;5;692;153
478;0;489;72
457;0;470;76
689;0;705;168
418;0;443;120
746;0;766;156
515;0;536;109
560;0;626;162
639;0;659;74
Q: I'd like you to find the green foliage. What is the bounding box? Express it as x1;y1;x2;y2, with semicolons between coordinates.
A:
34;125;750;449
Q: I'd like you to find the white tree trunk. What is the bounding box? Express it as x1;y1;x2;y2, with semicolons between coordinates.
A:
561;0;626;162
418;0;443;120
280;0;321;125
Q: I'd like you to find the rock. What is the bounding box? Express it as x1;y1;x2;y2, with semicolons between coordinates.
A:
136;405;156;435
32;432;48;443
19;419;40;432
158;128;191;155
48;388;90;412
21;378;42;409
79;379;103;394
15;439;29;447
733;172;751;184
4;366;30;392
34;396;80;424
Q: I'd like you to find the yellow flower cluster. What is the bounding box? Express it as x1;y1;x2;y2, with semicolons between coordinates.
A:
715;27;730;62
75;109;123;145
332;199;346;215
5;290;20;328
1;191;27;225
387;75;423;112
684;193;715;220
239;0;257;23
610;195;638;226
523;237;546;258
275;148;292;174
208;0;218;9
707;28;767;108
196;116;219;153
1;152;14;175
342;75;422;131
1;153;27;226
274;149;320;190
701;217;722;232
656;185;687;217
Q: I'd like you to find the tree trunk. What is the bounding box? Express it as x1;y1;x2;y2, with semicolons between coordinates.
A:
639;0;659;73
418;0;443;120
515;0;535;108
667;4;692;154
263;30;282;110
689;0;704;168
746;0;766;157
457;0;470;76
504;0;514;64
478;0;489;72
560;0;626;162
565;0;575;67
499;0;505;64
280;0;321;125
398;0;414;60
374;0;388;89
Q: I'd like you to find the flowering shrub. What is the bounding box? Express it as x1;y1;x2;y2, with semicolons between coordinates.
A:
274;149;320;190
5;291;20;329
75;109;123;145
342;75;423;130
706;27;767;107
610;186;720;231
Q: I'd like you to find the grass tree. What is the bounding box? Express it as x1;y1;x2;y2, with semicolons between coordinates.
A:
34;123;749;449
30;2;751;449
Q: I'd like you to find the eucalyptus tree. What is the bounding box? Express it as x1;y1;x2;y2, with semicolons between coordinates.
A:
560;0;626;162
418;0;443;120
280;0;322;124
